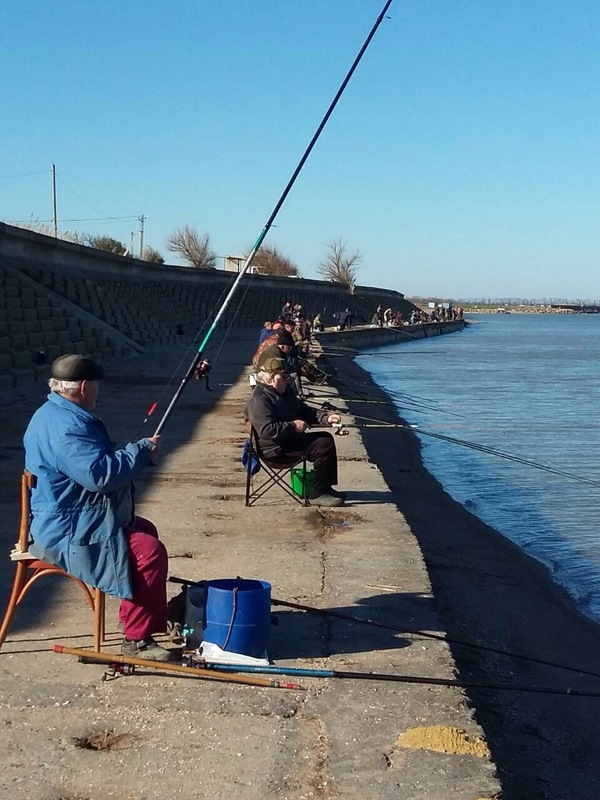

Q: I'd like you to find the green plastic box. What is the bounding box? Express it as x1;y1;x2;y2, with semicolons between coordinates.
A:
290;467;314;498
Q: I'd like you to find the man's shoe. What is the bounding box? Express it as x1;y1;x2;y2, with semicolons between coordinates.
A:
122;636;176;662
308;493;344;507
329;488;347;500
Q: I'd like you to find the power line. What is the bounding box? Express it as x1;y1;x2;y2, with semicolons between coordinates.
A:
55;172;109;218
0;170;50;180
6;216;139;224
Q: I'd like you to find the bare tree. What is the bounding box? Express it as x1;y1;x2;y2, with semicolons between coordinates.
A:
142;246;165;264
246;244;299;277
167;225;217;268
317;239;361;290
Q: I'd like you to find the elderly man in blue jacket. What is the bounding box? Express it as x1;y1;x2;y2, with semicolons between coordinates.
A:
23;354;173;661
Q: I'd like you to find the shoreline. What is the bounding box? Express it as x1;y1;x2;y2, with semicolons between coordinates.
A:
1;333;599;798
0;336;501;800
325;350;600;799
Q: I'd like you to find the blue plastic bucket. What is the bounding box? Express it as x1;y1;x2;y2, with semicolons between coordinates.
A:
202;578;271;658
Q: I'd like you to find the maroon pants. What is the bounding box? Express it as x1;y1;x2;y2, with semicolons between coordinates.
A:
119;516;168;640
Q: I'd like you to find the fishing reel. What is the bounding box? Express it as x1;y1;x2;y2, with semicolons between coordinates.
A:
332;422;350;436
320;402;349;435
194;358;212;391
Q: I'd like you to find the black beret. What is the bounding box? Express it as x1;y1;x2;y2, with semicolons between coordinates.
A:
51;354;105;381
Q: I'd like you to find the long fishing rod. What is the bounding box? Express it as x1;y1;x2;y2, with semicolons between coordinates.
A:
168;577;600;682
316;391;600;489
310;371;465;418
151;0;394;436
53;644;302;689
321;365;600;487
338;418;600;489
194;661;600;698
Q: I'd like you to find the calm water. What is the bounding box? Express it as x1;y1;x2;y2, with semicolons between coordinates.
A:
357;314;600;623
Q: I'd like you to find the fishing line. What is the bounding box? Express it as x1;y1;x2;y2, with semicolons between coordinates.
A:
326;358;462;412
137;270;241;434
317;389;600;488
320;343;600;487
321;370;464;418
151;0;395;435
336;415;600;489
210;268;260;366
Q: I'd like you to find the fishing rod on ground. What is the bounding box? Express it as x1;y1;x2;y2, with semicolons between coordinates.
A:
144;0;395;436
168;577;600;682
190;660;600;699
53;645;302;689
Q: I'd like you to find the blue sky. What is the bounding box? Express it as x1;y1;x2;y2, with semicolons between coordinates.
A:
2;1;599;300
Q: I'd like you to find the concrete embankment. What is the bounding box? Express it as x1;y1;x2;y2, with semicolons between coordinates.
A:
326;346;600;800
1;221;417;398
0;332;500;800
314;319;465;352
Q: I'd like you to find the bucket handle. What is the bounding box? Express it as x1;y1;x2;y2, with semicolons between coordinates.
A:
221;586;238;652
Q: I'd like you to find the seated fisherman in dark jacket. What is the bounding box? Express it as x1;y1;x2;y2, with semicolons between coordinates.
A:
245;356;345;507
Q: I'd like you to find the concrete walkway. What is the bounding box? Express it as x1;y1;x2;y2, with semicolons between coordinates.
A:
0;332;499;800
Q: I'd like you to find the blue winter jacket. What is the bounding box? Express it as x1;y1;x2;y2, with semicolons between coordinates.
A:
23;392;155;599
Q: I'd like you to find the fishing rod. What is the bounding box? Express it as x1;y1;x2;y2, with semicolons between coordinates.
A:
316;392;600;489
338;418;600;489
321;364;600;486
168;578;600;682
53;644;303;689
193;661;600;698
151;0;395;436
308;373;465;418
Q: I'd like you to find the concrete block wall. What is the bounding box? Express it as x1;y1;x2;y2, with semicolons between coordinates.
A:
12;259;380;340
0;223;418;394
16;262;177;348
0;264;133;394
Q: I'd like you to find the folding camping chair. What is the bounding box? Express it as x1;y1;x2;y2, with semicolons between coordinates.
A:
0;470;106;652
299;358;330;386
244;427;309;507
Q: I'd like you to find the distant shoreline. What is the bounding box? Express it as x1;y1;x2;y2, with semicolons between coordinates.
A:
463;307;595;314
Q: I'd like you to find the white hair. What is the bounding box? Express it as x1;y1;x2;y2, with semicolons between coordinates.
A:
48;377;83;395
256;370;274;384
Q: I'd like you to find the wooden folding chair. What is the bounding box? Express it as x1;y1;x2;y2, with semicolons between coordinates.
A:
245;428;309;507
0;470;106;652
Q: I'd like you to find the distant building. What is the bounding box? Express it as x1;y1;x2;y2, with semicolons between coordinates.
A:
223;255;264;274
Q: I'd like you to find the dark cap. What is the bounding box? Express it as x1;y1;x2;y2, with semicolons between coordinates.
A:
260;356;287;375
275;330;294;346
51;354;105;381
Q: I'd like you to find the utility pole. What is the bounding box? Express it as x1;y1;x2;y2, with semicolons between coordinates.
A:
138;214;147;258
51;163;58;237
